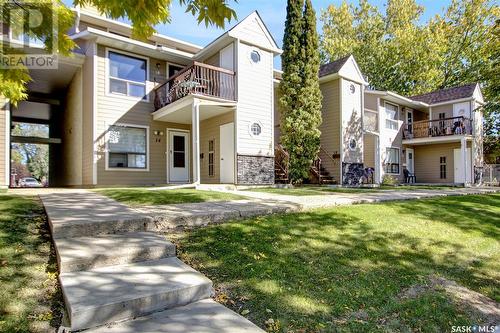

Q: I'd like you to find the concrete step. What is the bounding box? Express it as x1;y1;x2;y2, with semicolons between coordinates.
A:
55;232;176;273
40;192;155;239
86;299;265;333
60;257;213;331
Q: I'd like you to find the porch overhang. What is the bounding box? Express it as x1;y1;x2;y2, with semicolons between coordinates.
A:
152;95;237;124
402;135;473;146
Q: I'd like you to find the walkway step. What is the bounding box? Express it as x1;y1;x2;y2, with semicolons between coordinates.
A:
60;257;213;331
40;192;154;238
55;232;176;273
86;299;265;333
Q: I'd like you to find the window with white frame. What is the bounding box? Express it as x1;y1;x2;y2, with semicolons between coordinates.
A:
108;125;147;169
384;148;400;174
385;103;399;130
108;51;147;99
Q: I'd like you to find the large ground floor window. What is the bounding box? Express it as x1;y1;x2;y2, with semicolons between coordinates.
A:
384;147;400;174
107;125;148;170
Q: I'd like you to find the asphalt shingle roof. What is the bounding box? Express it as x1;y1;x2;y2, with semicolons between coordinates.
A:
410;83;478;104
319;55;351;78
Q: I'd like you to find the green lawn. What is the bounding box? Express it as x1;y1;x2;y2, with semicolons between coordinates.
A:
173;194;500;332
247;185;459;196
94;188;246;206
0;194;62;332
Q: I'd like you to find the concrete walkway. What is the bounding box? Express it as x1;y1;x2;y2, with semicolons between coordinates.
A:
39;191;265;332
235;187;499;209
135;187;498;229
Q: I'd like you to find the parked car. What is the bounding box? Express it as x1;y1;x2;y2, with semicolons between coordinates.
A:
18;177;43;188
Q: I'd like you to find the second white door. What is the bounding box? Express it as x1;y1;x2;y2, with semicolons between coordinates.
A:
169;131;189;183
453;148;471;184
406;148;415;174
220;122;235;183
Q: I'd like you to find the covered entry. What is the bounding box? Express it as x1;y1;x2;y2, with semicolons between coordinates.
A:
153;96;237;184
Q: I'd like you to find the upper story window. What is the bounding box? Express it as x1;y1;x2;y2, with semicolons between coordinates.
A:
385;102;399;130
108;51;147;99
250;122;262;136
349;83;356;94
250;50;261;64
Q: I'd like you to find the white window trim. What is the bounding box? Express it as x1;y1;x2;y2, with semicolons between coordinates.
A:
105;47;150;102
248;120;263;137
384;101;399;131
384;147;400;175
105;123;150;172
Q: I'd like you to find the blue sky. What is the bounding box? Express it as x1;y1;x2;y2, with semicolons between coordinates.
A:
66;0;452;68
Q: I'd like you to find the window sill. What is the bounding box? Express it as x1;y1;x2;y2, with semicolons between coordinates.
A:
105;92;150;103
105;167;150;172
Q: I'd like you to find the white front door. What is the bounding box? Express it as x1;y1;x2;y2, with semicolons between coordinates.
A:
406;148;414;174
219;122;235;183
168;130;189;183
454;148;472;184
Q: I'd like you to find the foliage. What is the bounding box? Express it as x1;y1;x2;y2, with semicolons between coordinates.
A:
320;0;499;156
0;0;237;104
382;174;398;185
11;123;49;183
279;0;322;183
174;194;500;331
0;194;62;332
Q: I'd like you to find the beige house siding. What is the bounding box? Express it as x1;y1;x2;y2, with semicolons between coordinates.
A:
413;142;462;183
364;94;378;111
199;112;234;183
319;79;341;179
82;41;95;185
413;109;427;122
205;52;220;67
95;44;190;185
274;88;281;145
363;134;376;169
0;98;8;187
61;68;83;186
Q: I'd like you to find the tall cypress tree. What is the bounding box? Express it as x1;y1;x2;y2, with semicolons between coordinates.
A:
279;0;322;183
300;0;322;177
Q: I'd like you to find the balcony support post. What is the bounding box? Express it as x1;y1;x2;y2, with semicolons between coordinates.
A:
192;99;201;184
461;136;468;186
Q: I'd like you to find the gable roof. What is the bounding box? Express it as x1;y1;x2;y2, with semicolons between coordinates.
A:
195;11;282;59
319;55;351;77
410;83;479;104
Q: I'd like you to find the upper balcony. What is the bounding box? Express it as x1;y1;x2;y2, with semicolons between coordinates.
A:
403;116;473;144
153;62;236;112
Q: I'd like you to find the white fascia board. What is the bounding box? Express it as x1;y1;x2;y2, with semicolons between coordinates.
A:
72;28;194;60
428;97;475;107
74;9;203;52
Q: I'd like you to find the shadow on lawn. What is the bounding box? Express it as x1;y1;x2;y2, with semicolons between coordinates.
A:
175;195;499;332
0;195;63;332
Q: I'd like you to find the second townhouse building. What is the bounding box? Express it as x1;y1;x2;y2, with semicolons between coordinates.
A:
274;55;485;186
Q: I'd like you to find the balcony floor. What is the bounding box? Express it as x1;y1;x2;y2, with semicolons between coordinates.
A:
402;134;472;146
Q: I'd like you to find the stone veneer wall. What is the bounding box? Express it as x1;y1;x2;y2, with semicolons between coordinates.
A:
237;155;275;184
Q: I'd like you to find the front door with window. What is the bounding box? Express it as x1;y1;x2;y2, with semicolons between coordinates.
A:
168;131;189;183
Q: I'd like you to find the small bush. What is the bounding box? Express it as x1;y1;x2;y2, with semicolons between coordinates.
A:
382;174;398;185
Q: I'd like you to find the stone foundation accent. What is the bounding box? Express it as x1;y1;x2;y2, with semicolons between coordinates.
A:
237;155;275;185
342;162;365;186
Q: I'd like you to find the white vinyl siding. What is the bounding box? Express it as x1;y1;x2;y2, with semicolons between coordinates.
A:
236;41;273;156
341;79;363;163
